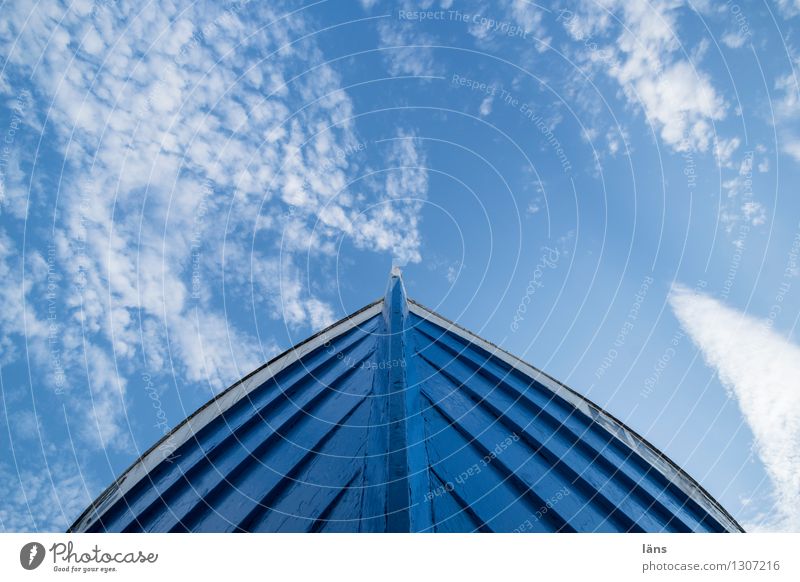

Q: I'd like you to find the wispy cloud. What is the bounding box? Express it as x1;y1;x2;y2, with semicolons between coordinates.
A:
0;459;94;532
0;1;428;462
565;0;726;153
774;65;800;164
559;1;772;236
357;131;428;265
776;0;800;18
719;152;767;232
377;19;440;77
669;284;800;531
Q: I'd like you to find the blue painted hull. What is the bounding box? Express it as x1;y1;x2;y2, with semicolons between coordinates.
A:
70;273;742;533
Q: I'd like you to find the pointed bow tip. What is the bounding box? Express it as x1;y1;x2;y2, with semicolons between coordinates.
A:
384;265;408;314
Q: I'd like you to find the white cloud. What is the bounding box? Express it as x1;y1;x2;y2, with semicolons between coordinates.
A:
352;131;428;265
375;0;452;76
0;460;94;532
773;66;800;164
632;60;725;152
252;257;337;332
377;20;439;77
461;1;549;50
479;95;494;117
567;1;727;153
82;345;130;451
506;0;546;34
446;265;457;284
721;32;747;49
669;285;800;531
775;0;800;18
561;0;757;238
783;138;800;162
741;201;766;226
714;137;740;168
173;309;269;391
0;148;30;220
0;0;428;459
719;151;767;232
0;233;49;365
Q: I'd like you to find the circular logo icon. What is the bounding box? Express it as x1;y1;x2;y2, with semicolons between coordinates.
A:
20;542;46;570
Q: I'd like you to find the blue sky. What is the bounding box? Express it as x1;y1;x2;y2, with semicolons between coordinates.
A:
1;0;799;532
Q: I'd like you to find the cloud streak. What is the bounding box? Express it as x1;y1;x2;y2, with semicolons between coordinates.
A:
669;284;800;531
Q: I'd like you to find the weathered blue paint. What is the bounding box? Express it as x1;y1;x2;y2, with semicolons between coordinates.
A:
70;270;742;533
384;268;411;532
